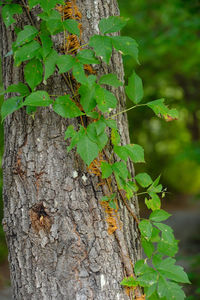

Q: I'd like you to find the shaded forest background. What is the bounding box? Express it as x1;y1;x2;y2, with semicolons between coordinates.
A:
0;0;200;298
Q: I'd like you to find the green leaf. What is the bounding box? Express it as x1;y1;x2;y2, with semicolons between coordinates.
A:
141;238;154;258
150;227;160;243
1;96;23;121
156;258;190;283
139;219;153;241
111;36;139;62
77;134;99;165
14;40;41;66
113;145;129;161
113;161;128;180
158;238;178;257
23;91;52;107
24;59;43;91
99;16;127;34
137;269;158;287
77;49;99;64
148;175;162;193
40;24;53;58
29;0;64;11
99;73;123;87
101;161;113;179
145;192;161;211
64;125;76;140
57;55;76;74
63;19;80;36
87;122;108;151
135;173;153;188
125;72;143;104
134;259;150;276
157;276;186;300
120;276;137;287
43;10;63;34
144;284;157;298
95;86;117;112
53;95;84;118
44;49;59;81
2;83;30;96
147;98;179;121
125;144;145;163
2;4;22;27
149;209;171;222
111;129;121;146
16;25;38;46
79;82;97;113
73;62;88;84
89;35;113;64
105;119;118;130
67;126;85;152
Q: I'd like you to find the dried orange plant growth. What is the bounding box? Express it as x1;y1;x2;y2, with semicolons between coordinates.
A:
57;0;82;54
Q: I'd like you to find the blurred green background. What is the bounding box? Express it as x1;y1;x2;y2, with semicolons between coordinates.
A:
0;0;200;297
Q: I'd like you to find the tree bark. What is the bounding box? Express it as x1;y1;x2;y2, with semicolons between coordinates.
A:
0;1;141;299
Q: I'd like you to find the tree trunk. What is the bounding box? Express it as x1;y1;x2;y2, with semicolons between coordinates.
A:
0;1;141;299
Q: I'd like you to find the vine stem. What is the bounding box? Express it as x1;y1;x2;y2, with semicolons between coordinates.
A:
109;103;147;119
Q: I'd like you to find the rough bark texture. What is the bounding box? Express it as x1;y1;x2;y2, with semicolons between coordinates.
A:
0;1;141;299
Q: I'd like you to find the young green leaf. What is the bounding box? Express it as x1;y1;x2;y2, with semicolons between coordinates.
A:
89;35;113;64
77;49;99;65
99;73;123;87
99;16;127;34
149;209;171;222
14;40;41;66
135;173;153;188
23;91;52;106
111;36;139;62
2;83;30;97
57;55;76;74
16;25;38;46
125;72;143;104
1;96;23;121
24;59;43;91
2;4;22;27
139;219;153;241
101;161;113;179
77;134;99;166
53;95;84;118
63;19;80;36
120;276;137;287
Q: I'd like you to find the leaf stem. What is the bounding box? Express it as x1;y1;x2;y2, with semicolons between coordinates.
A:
108;103;147;119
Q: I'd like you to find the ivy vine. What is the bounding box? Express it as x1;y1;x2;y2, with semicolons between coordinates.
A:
0;0;190;299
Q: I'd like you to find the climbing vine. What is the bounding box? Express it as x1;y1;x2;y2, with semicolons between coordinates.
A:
0;0;190;299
